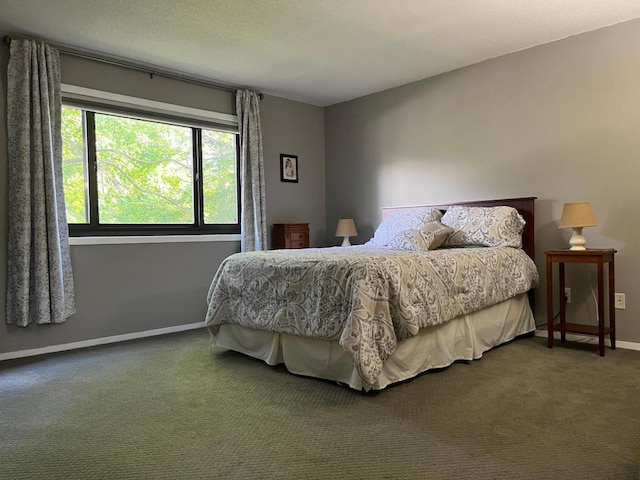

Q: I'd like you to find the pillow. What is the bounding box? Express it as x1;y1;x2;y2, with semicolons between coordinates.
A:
386;221;454;252
441;205;525;248
366;208;443;247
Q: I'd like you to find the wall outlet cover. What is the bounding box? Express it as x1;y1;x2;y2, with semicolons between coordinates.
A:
615;293;626;310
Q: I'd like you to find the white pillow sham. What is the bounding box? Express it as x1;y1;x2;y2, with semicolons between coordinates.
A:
366;208;443;247
441;205;525;248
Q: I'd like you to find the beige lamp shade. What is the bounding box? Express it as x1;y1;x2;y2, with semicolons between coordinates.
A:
336;218;357;246
558;202;597;251
558;202;597;228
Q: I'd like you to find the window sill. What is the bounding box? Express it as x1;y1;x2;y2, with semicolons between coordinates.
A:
69;234;241;246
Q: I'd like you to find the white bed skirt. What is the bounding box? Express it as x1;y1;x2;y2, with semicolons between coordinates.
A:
211;293;535;390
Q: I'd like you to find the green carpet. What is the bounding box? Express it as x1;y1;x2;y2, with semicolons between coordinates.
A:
1;329;638;479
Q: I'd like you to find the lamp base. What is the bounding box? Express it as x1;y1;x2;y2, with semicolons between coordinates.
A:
341;237;351;247
569;227;587;251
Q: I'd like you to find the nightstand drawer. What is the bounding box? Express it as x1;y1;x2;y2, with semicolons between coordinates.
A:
272;223;310;249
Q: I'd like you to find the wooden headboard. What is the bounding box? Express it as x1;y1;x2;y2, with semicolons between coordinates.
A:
381;197;537;261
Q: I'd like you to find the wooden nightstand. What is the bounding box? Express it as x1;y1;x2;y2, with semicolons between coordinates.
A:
272;223;309;249
545;249;616;356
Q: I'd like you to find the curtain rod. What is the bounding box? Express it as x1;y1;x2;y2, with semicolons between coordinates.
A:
2;34;263;99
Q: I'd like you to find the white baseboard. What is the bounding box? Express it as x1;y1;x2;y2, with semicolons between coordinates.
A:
534;328;640;352
3;324;636;362
0;322;206;362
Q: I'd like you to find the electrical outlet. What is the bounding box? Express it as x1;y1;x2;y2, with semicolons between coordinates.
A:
615;293;626;310
564;288;571;304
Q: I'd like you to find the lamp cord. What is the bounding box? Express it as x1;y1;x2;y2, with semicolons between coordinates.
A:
585;264;600;322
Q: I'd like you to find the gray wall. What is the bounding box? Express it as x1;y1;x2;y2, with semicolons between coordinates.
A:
0;48;325;355
325;19;640;344
261;95;326;247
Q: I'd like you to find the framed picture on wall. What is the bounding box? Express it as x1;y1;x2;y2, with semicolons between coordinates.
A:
280;154;298;183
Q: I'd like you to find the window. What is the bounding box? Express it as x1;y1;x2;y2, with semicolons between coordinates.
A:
61;99;239;236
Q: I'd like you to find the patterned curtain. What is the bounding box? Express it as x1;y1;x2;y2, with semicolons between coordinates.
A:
6;39;76;327
236;89;267;251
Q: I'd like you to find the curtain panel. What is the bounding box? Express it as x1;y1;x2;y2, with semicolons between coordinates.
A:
6;39;76;326
236;90;267;252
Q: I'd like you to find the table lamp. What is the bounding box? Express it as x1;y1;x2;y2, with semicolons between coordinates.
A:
336;218;357;247
558;202;597;251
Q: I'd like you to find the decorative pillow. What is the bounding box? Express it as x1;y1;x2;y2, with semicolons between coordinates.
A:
441;206;525;248
366;208;443;247
386;221;454;252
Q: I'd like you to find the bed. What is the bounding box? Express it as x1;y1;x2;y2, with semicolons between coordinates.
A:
205;197;539;391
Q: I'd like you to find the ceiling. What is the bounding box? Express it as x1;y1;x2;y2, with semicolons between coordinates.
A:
1;0;640;106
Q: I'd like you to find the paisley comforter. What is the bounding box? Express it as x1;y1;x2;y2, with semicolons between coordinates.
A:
205;245;538;389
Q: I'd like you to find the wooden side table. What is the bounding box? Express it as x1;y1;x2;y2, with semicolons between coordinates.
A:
272;223;309;249
545;249;616;356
